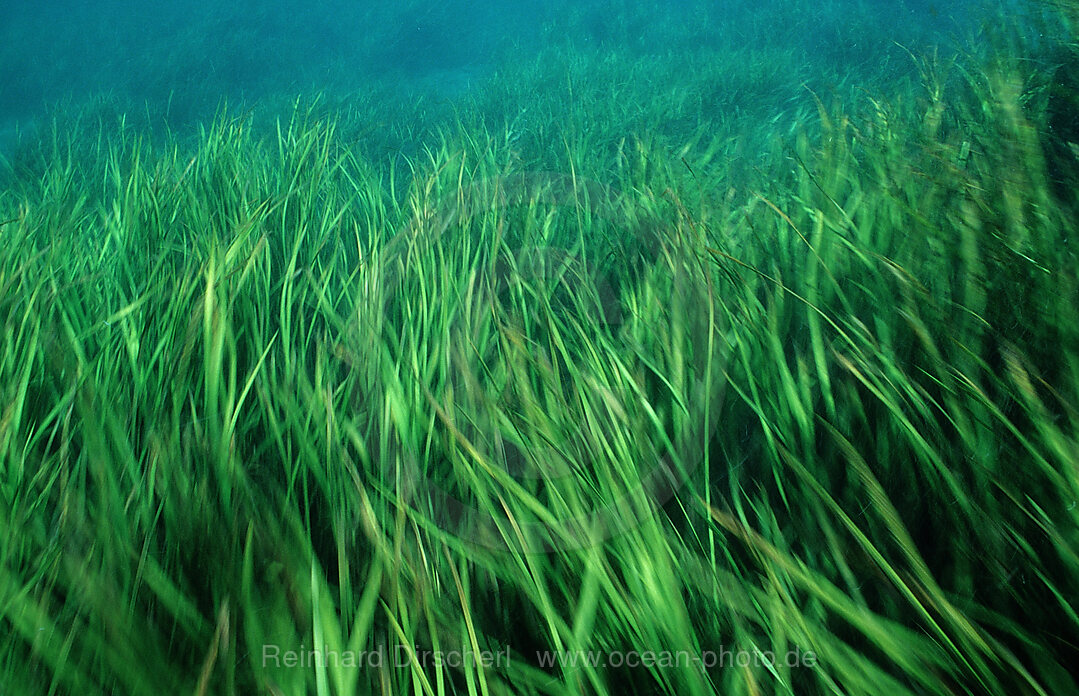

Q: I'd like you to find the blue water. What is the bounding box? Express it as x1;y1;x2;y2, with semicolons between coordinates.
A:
0;0;1033;158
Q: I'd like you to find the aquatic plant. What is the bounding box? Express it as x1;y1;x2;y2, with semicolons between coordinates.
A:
1;3;1078;695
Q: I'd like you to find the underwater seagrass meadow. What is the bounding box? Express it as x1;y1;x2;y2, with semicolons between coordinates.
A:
2;0;1079;694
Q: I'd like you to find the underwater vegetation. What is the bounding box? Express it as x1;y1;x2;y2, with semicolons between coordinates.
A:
1;1;1078;695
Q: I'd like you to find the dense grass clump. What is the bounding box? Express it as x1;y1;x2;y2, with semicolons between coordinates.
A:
2;4;1079;696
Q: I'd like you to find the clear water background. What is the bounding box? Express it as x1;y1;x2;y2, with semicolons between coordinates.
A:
0;0;992;157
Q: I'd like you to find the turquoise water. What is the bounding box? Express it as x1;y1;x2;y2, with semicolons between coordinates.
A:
0;0;990;156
